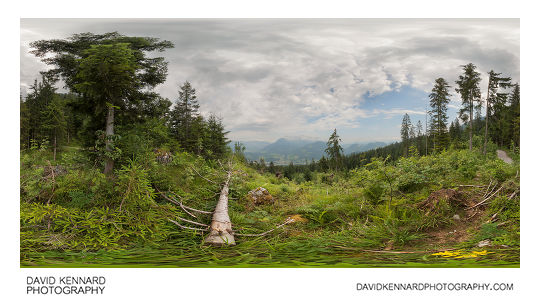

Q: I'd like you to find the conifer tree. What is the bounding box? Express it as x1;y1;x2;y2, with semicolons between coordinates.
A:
74;43;139;174
429;78;451;153
204;114;230;159
456;63;482;150
30;32;173;149
25;75;57;147
400;113;412;156
20;96;30;149
416;120;423;155
41;95;67;161
449;118;461;142
509;83;520;147
169;81;200;151
325;129;344;171
483;70;512;154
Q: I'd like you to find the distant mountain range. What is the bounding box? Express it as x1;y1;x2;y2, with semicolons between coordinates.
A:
229;138;387;165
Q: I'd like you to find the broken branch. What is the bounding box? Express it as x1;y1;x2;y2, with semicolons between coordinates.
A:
190;165;218;184
168;219;208;232
176;216;209;228
234;218;294;237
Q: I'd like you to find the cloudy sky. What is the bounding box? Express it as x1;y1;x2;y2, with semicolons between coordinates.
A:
20;19;519;143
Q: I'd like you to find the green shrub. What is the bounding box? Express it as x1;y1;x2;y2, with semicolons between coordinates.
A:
116;160;155;210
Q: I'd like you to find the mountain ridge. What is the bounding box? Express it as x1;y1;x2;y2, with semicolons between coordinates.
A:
229;138;387;164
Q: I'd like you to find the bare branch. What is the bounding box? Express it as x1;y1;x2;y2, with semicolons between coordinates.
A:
217;159;227;172
156;190;213;216
168;219;208;232
469;185;505;209
482;179;493;198
176;217;209;228
456;184;485;188
234;218;294;237
190;165;218;184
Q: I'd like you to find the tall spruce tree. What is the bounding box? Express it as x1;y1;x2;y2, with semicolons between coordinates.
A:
20;96;30;149
204;114;230;159
74;43;139;174
509;83;520;147
455;63;482;150
169;81;200;152
30;32;173;150
415;120;423;155
30;32;173;173
400;113;412;156
429;78;451;153
483;70;512;154
325;129;344;171
25;75;57;148
41;95;67;161
449;118;461;143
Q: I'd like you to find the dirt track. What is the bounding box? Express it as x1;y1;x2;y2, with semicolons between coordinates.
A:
496;150;513;164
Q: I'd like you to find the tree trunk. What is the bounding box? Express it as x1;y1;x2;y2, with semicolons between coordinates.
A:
483;99;489;155
469;100;473;151
483;78;492;155
103;106;115;175
204;169;235;246
53;131;57;162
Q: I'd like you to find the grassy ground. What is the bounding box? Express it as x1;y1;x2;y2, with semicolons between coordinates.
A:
20;146;520;267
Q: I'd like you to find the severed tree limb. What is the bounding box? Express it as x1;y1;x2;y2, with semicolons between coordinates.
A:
190;165;219;185
483;182;498;200
482;179;494;199
234;217;294;237
469;185;505;209
217;159;227;172
456;184;486;188
168;218;208;232
176;216;209;228
204;161;235;246
157;189;213;216
508;190;519;200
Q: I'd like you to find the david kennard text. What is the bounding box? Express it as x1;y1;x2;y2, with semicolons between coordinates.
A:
27;276;106;295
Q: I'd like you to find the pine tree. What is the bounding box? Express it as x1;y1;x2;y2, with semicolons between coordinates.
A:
325;129;344;171
30;33;173;171
74;43;140;174
483;70;512;154
400;113;412;156
455;63;482;150
41;95;67;161
449;118;461;143
429;78;451;153
409;123;416;140
204;114;230;159
509;83;520;147
169;81;200;151
25;75;57;147
415;120;423;155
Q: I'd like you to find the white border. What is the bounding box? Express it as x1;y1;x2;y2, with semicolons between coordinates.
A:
3;1;538;300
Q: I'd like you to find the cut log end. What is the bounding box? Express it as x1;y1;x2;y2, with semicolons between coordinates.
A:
204;231;236;246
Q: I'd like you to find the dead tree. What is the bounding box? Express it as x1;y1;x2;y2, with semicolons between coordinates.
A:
204;165;235;246
165;159;293;246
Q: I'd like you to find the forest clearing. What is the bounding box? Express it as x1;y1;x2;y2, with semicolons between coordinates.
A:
19;27;520;268
20;144;520;267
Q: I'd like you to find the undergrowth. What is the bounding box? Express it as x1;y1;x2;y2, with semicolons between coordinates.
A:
20;146;520;267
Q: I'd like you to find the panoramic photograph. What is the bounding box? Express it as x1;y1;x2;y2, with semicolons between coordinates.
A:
19;18;520;267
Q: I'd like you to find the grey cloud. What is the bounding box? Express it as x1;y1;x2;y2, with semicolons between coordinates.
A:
20;19;519;142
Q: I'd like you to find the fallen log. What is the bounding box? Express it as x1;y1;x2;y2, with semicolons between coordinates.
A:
204;164;235;246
